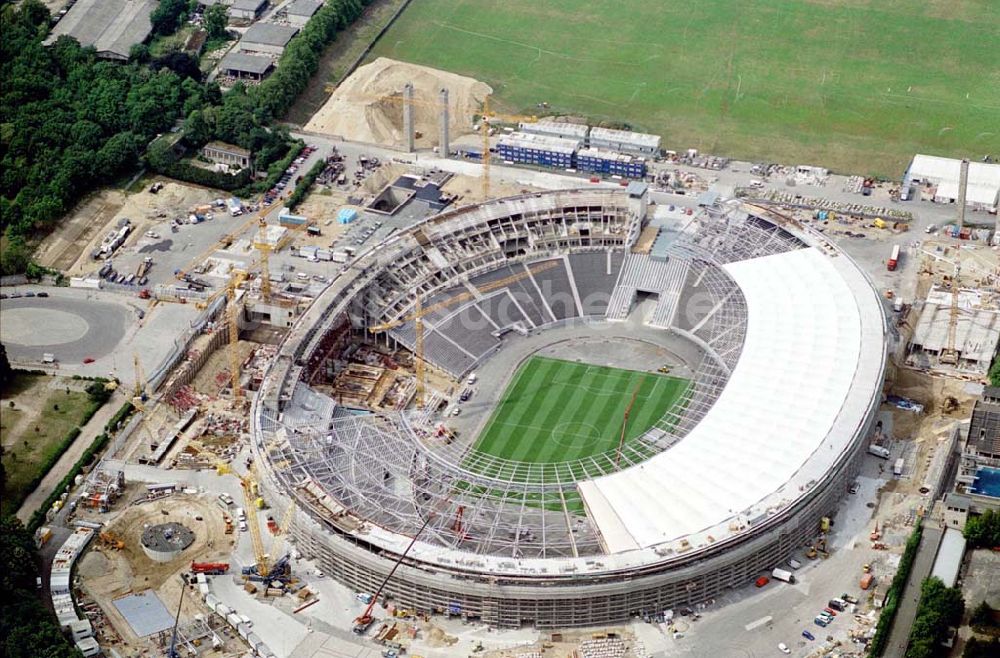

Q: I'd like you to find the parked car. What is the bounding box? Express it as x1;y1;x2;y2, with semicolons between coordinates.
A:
802;630;815;641
778;644;790;654
37;291;49;297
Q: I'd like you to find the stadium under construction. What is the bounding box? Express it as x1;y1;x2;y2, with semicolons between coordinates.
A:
250;186;888;628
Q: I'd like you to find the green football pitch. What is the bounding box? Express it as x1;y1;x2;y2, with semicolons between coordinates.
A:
468;356;687;473
368;0;1000;175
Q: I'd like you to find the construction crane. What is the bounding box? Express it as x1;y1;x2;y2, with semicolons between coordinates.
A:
254;217;272;302
353;510;438;635
165;577;185;658
479;95;537;200
615;377;645;466
240;467;270;579
227;271;248;403
940;262;962;365
367;261;558;406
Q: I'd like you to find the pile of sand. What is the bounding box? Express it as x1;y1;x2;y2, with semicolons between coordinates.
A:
305;57;492;148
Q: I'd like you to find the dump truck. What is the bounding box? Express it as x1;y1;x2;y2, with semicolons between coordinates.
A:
860;573;875;590
771;568;796;584
887;244;900;271
191;562;229;575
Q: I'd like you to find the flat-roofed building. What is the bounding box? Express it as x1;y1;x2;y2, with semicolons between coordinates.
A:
240;22;298;55
219;52;274;80
496;132;579;169
202;141;251;169
519;120;590;142
285;0;321;26
230;0;268;21
589;126;661;156
45;0;158;61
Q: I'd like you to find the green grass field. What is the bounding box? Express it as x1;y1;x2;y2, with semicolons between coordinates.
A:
370;0;1000;174
468;356;687;477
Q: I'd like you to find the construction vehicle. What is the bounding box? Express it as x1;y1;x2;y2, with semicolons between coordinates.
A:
615;378;645;466
99;532;125;551
367;261;559;406
479;95;537;200
353;511;438;635
166;577;185;658
136;256;153;278
226;271;248;403
870;521;880;541
190;562;229;575
860;572;875;590
254;218;272;302
238;465;295;583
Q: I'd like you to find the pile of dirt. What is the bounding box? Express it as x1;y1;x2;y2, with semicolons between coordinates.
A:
305;57;492;148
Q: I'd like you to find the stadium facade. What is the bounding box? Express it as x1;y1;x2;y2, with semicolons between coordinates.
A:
251;188;887;628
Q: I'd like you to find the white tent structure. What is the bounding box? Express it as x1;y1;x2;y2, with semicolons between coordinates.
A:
905;155;1000;210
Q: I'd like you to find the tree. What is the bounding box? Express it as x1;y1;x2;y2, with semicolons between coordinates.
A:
150;0;188;36
0;343;11;389
964;510;1000;548
970;600;996;629
965;637;1000;658
204;3;229;39
904;577;965;658
183;109;212;145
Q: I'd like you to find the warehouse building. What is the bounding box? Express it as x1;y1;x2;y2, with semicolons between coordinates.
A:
905;154;1000;211
229;0;268;21
219;52;274;80
496;132;579;169
519;120;590;142
589;126;661;156
240;22;298;55
284;0;321;26
45;0;157;61
577;147;647;178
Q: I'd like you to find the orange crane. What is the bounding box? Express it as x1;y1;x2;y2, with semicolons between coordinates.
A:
353;510;438;635
479;95;537;200
226;271;248;403
615;378;645;466
255;217;272;302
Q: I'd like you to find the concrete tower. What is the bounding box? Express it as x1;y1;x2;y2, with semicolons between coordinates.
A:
402;83;415;153
956;158;969;230
439;88;450;156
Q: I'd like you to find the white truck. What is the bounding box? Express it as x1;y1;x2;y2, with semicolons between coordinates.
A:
771;568;796;584
893;457;904;477
787;558;802;570
867;444;891;459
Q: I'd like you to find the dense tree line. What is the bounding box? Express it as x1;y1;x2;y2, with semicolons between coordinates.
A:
963;510;1000;548
905;577;965;658
870;522;924;656
964;637;1000;658
0;516;81;658
2;0;374;274
0;1;205;273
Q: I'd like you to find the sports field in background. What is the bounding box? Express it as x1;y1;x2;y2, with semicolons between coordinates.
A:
369;0;1000;174
469;356;687;474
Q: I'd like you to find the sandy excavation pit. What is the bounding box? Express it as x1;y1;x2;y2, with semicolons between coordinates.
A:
306;57;492;148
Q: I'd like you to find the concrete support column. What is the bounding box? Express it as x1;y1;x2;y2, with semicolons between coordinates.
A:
439;88;450;156
402;82;415;153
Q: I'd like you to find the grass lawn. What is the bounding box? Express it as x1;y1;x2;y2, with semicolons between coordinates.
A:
369;0;1000;174
0;374;99;516
466;356;687;482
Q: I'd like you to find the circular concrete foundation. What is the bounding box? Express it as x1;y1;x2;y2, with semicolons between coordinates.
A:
140;522;195;563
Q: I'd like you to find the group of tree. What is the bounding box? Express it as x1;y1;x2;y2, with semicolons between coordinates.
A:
0;516;79;658
904;577;966;658
963;510;1000;549
990;356;1000;387
0;1;206;273
2;0;375;274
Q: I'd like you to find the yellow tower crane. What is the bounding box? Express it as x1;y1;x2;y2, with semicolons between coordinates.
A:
254;218;272;302
240;466;270;579
227;271;248;403
367;261;559;406
479;95;537;200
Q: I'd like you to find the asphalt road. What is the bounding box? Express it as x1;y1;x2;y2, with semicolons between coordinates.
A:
0;293;127;363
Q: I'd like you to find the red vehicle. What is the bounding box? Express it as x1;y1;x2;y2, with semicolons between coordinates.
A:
823;607;838;616
754;576;770;588
887;244;900;271
191;562;229;575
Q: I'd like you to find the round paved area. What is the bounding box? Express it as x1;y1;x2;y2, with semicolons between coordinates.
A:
0;297;128;362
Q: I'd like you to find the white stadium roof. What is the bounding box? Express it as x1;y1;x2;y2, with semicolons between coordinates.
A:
580;247;884;554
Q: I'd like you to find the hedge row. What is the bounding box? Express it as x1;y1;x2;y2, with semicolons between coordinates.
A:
285;159;326;210
155;160;253;191
869;521;924;656
26;402;134;532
